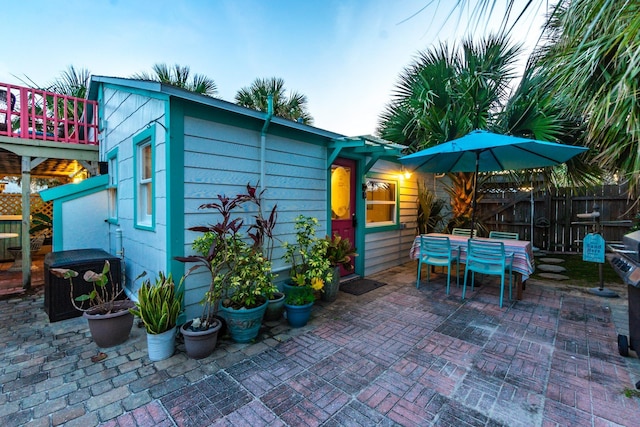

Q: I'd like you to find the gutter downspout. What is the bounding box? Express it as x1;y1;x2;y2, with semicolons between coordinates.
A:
260;95;274;190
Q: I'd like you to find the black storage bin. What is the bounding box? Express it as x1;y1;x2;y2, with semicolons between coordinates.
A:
44;249;122;322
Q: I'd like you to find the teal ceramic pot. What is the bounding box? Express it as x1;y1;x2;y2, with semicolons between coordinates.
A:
284;301;314;328
219;299;268;343
264;292;285;322
283;282;307;302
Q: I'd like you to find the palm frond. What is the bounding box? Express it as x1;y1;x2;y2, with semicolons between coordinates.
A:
132;63;218;98
235;77;314;123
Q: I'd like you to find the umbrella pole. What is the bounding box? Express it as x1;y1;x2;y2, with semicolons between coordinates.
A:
469;153;480;236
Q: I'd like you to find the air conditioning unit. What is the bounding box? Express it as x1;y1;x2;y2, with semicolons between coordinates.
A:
44;249;122;322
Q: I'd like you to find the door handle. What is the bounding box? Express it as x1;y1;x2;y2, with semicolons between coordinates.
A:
352;214;357;227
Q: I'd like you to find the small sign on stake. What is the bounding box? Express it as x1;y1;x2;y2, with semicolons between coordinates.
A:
583;233;605;263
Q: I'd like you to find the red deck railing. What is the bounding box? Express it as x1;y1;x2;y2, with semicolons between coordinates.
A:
0;82;99;145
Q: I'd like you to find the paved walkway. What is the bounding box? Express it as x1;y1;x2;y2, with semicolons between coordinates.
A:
1;263;640;426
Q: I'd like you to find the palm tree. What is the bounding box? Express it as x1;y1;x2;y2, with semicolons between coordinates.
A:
48;65;91;99
379;35;519;152
48;66;92;135
378;35;598;230
535;0;639;197
378;35;520;230
132;64;218;97
235;77;313;124
15;66;93;138
496;66;601;188
430;0;639;198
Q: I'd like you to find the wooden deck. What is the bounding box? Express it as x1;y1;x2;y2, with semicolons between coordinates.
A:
0;252;45;298
0;82;98;145
0;81;101;181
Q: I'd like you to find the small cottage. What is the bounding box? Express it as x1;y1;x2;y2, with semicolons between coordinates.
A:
42;76;429;319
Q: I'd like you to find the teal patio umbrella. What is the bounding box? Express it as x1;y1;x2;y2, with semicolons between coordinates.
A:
399;130;588;234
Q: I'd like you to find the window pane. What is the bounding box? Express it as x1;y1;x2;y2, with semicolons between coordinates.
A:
365;179;397;226
134;129;154;228
141;143;152;180
366;181;395;201
331;165;351;219
366;204;395;223
108;157;117;186
145;183;152;215
108;188;117;219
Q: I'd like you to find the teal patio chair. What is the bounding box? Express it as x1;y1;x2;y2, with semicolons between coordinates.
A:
462;239;514;307
416;235;460;294
452;228;477;237
488;231;519;240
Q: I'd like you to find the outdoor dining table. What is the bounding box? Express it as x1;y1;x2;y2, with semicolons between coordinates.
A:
409;233;536;300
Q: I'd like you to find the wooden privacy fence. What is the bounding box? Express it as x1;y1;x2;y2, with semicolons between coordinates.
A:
477;184;638;252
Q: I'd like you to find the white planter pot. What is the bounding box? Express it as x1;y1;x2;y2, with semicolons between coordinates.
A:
146;326;176;361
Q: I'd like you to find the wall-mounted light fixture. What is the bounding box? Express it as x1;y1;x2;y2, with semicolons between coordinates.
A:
401;166;412;179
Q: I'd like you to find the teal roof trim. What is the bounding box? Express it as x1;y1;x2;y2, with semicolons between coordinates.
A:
88;76;344;141
40;175;109;202
328;135;405;171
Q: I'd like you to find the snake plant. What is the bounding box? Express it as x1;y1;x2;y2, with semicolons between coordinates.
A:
130;272;184;335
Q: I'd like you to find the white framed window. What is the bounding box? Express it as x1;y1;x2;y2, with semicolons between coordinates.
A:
134;126;154;229
365;178;398;227
107;149;118;222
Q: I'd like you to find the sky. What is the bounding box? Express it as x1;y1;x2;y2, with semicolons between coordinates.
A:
1;0;548;137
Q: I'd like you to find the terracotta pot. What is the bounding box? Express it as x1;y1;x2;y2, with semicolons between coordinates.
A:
83;300;135;348
181;319;222;359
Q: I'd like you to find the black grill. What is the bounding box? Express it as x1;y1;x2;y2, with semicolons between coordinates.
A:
608;230;640;358
608;230;640;287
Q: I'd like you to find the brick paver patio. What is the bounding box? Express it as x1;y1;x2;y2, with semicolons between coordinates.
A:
1;262;640;426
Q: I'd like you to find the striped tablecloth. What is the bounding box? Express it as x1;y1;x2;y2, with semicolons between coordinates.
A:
410;233;536;282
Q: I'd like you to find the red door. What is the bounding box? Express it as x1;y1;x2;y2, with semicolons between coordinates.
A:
330;158;356;276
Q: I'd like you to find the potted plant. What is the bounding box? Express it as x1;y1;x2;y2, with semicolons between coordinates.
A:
263;284;285;322
282;215;332;327
176;184;275;344
50;261;141;348
244;183;283;321
179;310;223;359
323;234;357;302
129;272;184;361
217;236;274;341
29;212;53;248
177;230;224;359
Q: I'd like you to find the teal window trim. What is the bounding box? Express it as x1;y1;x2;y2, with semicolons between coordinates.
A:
40;175;109;250
364;173;400;233
133;125;155;231
107;147;118;224
167;101;185;284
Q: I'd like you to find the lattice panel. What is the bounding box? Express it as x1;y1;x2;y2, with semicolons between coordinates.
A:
0;193;52;218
